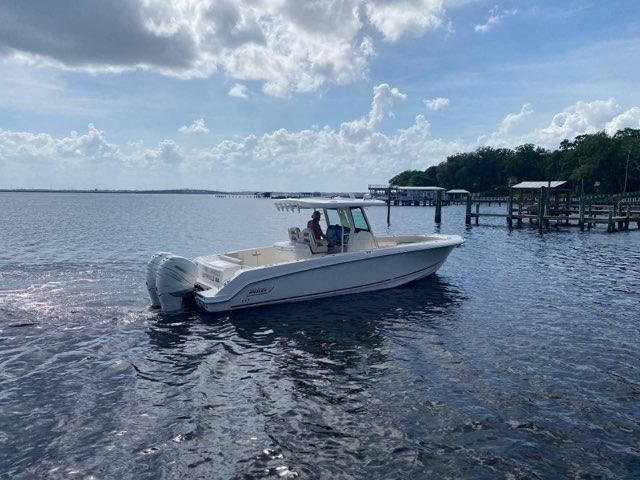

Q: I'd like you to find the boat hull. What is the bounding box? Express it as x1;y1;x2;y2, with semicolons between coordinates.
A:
195;239;460;312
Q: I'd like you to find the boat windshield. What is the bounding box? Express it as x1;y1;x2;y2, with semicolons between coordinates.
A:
350;207;371;232
324;208;341;226
323;208;350;229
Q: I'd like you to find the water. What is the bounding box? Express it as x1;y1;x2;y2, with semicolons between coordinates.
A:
1;192;639;479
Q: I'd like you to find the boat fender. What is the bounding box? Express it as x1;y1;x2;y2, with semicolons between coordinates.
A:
146;252;171;308
155;255;198;312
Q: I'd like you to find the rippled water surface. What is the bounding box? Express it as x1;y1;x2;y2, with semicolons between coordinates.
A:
1;192;639;479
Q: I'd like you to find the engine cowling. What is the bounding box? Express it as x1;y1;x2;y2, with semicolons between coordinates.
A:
154;254;198;312
146;252;171;308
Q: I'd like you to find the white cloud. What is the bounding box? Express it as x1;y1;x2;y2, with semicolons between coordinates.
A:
530;99;618;145
480;103;533;145
339;83;407;141
179;119;210;135
605;107;640;135
0;84;460;189
475;5;518;33
144;140;183;165
2;92;638;191
483;99;622;148
0;123;120;165
424;97;450;111
0;0;447;97
368;84;407;128
365;0;446;42
228;83;249;99
498;103;533;135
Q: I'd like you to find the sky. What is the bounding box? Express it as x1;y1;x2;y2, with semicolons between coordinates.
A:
1;0;639;191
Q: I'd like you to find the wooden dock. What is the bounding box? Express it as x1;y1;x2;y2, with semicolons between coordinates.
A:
465;189;640;233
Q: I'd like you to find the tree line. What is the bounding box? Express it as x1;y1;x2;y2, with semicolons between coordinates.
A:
390;128;640;195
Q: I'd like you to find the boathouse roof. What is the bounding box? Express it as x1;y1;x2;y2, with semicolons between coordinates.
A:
512;181;569;190
395;186;447;191
447;189;471;194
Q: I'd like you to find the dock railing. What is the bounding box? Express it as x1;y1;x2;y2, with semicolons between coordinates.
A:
466;190;640;233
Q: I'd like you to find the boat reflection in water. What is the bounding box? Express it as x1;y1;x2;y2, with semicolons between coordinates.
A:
140;278;463;477
147;276;463;354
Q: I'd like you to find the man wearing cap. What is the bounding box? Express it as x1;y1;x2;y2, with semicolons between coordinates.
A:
307;211;329;243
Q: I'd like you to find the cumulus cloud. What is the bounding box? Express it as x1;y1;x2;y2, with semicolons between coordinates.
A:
368;84;407;128
144;139;183;165
366;0;446;42
0;1;199;72
484;99;625;148
605;107;640;134
0;123;120;165
179;119;210;135
0;0;447;97
0;84;461;189
339;83;407;141
498;103;533;135
475;5;518;33
424;97;450;111
3;90;638;191
228;83;249;98
529;99;618;146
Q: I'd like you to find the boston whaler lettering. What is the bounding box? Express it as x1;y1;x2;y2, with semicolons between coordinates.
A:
147;198;463;312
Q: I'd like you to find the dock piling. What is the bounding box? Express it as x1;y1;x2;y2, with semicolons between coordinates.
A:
537;187;544;233
617;199;624;230
625;206;631;230
607;209;614;233
544;181;551;228
507;188;514;228
579;180;585;231
386;187;391;226
435;190;442;224
457;187;640;234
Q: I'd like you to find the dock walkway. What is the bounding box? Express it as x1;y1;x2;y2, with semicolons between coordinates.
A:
465;189;640;233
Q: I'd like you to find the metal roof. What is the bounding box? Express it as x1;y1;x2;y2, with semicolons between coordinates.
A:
512;181;568;189
394;186;447;191
275;198;386;211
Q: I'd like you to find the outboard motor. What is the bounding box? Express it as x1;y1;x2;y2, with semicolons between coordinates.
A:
146;252;171;307
147;253;198;312
156;255;198;312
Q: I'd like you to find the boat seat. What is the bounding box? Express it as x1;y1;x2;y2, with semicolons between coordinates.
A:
288;227;301;242
326;225;350;246
301;228;328;254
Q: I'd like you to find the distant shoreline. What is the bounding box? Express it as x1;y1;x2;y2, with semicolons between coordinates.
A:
0;189;354;197
1;189;232;195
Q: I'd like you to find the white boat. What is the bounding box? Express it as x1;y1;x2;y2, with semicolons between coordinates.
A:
146;198;463;313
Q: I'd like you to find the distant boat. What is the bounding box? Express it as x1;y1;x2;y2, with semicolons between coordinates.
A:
147;198;463;312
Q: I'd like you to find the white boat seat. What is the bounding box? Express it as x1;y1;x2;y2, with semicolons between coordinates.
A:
288;227;301;242
301;228;328;254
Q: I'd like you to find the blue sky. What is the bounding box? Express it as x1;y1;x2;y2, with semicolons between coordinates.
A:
1;0;639;191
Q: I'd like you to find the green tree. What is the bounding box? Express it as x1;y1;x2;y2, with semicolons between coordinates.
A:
389;128;640;194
